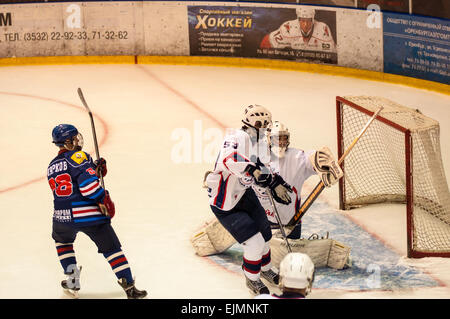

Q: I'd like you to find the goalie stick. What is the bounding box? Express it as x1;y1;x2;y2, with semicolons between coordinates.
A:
285;106;384;232
77;87;105;189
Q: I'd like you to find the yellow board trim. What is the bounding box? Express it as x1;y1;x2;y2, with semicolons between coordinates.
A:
0;55;448;95
0;56;135;66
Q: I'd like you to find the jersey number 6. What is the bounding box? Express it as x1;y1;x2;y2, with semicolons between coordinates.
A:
49;173;73;197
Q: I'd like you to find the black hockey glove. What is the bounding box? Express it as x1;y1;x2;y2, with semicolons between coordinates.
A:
244;158;272;187
268;174;292;205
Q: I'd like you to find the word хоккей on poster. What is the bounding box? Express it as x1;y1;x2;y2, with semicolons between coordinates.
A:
188;6;338;64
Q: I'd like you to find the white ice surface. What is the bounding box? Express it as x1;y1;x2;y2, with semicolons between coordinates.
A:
0;64;449;299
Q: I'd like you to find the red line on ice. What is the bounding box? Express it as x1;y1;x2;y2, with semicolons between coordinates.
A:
0;91;109;194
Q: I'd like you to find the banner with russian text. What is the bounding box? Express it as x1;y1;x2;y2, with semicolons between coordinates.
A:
383;13;450;84
188;5;338;64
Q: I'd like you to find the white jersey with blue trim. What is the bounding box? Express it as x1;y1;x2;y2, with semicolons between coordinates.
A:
253;148;317;225
206;128;271;211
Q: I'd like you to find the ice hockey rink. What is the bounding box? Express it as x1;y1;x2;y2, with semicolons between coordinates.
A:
0;61;449;299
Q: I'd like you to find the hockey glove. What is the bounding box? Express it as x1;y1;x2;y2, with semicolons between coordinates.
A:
99;190;115;218
94;157;107;177
268;174;292;205
311;147;343;188
244;158;272;187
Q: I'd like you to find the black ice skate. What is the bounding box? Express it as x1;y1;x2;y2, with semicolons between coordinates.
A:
118;278;148;299
245;277;270;295
61;266;82;299
261;268;280;285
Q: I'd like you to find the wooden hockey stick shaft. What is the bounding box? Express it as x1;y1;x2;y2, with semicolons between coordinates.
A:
267;190;292;253
77;87;105;189
286;106;384;229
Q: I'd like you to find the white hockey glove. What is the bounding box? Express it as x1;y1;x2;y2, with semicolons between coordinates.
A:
268;173;292;205
310;147;344;187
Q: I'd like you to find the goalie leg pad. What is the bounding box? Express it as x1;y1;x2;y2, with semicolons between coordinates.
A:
269;233;351;270
191;219;237;257
327;240;352;269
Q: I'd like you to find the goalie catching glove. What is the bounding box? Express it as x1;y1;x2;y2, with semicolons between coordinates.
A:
245;158;293;205
310;147;343;187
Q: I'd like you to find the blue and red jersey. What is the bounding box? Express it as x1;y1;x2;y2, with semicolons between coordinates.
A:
47;149;109;227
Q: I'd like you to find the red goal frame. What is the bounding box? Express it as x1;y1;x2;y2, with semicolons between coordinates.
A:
336;96;450;258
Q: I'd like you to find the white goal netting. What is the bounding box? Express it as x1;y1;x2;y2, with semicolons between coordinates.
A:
338;96;450;257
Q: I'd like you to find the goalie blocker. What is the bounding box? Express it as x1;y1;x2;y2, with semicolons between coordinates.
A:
191;219;351;270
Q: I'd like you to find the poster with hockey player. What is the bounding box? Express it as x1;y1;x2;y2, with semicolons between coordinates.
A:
188;6;337;64
257;7;337;64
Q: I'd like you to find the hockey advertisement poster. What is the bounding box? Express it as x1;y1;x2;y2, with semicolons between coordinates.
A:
187;6;338;64
383;12;450;84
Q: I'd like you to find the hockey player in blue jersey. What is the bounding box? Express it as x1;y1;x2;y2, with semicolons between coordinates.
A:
48;124;147;299
205;105;293;295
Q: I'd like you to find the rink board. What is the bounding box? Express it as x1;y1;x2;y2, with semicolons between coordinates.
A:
207;201;440;291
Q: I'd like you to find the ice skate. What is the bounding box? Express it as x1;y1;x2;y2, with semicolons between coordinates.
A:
61;266;82;299
118;278;148;299
261;268;280;285
245;277;270;295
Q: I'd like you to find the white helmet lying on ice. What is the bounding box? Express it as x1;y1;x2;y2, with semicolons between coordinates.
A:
279;252;315;295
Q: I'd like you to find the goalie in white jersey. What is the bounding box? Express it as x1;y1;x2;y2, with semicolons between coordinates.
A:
260;7;336;54
254;121;343;239
205;105;293;295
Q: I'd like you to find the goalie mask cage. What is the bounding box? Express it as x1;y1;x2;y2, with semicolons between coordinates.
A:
336;96;450;258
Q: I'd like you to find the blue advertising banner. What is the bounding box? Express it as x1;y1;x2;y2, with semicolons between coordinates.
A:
188;6;338;64
383;13;450;84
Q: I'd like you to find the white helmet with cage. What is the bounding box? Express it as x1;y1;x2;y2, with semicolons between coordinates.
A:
279;252;315;294
269;121;290;158
242;104;272;140
296;6;315;37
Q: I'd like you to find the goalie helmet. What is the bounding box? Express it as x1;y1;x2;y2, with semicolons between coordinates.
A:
52;124;84;151
242;104;272;140
269;121;290;158
296;7;315;38
279;252;315;293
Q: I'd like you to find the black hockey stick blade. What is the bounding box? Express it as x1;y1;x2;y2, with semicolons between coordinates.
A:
77;87;92;114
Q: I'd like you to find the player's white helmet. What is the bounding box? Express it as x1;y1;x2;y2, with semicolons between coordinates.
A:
242;104;272;140
279;252;315;294
269;121;290;158
296;7;315;37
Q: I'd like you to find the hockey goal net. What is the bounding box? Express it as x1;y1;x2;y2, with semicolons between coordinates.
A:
336;96;450;258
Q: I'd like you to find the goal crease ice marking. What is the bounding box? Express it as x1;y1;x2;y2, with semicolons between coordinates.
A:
206;200;440;291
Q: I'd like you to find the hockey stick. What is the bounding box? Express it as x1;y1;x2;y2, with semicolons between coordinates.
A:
285;106;384;231
267;190;292;253
77;87;105;189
